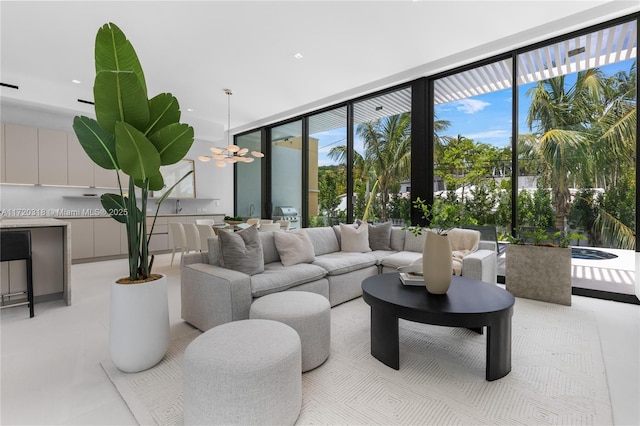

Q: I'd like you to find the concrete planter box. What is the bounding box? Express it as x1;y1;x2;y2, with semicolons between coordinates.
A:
505;244;572;306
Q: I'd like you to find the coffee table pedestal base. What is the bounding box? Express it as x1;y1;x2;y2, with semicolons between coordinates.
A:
369;306;513;381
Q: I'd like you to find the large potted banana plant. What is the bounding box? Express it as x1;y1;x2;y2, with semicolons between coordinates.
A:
73;23;194;372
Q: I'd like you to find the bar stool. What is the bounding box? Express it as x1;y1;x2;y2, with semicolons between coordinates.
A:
1;230;34;318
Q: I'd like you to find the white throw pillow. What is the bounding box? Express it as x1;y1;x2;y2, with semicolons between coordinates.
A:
273;230;316;266
340;222;371;252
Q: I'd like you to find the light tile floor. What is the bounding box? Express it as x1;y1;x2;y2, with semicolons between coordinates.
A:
2;253;639;425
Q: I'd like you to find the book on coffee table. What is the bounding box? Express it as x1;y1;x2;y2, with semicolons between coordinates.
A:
399;272;424;286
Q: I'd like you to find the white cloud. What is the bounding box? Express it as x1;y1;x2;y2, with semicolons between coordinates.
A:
467;129;510;140
455;99;491;114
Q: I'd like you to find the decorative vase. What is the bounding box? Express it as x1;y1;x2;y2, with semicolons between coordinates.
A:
422;232;453;294
109;274;170;373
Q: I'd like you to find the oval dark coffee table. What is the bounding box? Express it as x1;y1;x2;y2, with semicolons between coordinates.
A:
362;273;515;381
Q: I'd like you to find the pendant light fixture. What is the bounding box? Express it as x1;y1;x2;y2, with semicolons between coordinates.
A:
199;89;265;167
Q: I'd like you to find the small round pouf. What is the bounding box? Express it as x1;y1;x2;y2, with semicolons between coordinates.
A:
250;291;331;372
183;319;301;426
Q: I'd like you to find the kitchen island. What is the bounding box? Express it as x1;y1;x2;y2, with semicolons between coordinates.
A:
1;218;71;306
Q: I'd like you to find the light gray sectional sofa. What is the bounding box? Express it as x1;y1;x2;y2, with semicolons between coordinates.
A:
180;224;497;332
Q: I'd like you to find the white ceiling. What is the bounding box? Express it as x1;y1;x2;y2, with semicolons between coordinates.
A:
1;1;638;142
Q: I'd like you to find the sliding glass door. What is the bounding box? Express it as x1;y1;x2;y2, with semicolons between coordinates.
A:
271;120;303;228
352;87;412;224
516;20;637;296
235;130;263;219
433;58;514;272
308;107;347;227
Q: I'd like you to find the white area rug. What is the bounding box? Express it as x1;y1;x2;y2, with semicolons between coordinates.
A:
102;296;612;425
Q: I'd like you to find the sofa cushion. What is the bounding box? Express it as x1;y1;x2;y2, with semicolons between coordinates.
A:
259;231;280;264
332;223;357;246
273;230;315;266
404;230;427;252
251;263;327;297
207;235;221;266
390;227;406;251
380;250;423;270
369;249;397;264
340;222;371;252
367;221;392;250
218;225;264;275
303;227;340;256
312;252;377;275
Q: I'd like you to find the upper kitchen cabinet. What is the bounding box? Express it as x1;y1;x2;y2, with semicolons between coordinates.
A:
38;128;68;185
67;132;95;187
4;123;38;184
0;124;5;182
94;163;122;189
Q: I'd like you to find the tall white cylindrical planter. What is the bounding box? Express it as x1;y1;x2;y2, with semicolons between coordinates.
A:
422;232;453;294
110;274;170;373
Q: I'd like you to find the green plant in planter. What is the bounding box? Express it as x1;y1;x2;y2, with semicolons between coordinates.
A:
506;227;585;248
224;215;244;222
73;23;194;283
403;197;471;237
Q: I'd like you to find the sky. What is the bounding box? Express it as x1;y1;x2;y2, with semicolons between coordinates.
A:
435;60;634;149
312;58;635;167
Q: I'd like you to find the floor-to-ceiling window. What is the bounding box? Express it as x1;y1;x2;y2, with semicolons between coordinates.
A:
308;107;348;227
236;13;637;302
271;120;303;228
516;20;637;296
352;87;412;224
235;130;263;219
433;59;514;247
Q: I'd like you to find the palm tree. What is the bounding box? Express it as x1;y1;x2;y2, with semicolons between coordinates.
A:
592;61;636;186
433;116;451;164
589;61;637;248
327;144;376;219
526;68;605;230
356;113;412;221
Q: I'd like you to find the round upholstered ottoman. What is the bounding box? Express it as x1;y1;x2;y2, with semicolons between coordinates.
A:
250;291;331;372
183;319;301;425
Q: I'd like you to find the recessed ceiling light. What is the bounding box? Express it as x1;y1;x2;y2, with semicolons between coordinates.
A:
293;53;303;59
72;79;81;84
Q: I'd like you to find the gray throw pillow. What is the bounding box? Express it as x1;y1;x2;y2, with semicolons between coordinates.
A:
218;225;264;275
368;221;392;250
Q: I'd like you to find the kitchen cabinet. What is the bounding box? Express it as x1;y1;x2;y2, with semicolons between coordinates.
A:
1;124;5;182
94;165;120;189
94;218;123;257
147;216;169;252
67;218;94;259
65;214;222;261
38;128;68;185
4;123;38;184
67;132;94;187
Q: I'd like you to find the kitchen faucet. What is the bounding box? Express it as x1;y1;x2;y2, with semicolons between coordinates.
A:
175;199;182;214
